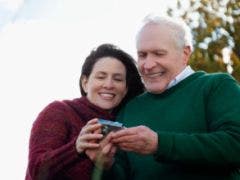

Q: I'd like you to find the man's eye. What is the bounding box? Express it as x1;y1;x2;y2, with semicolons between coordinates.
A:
155;52;165;56
138;53;146;58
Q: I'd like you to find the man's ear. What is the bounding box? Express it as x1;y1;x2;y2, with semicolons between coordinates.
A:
183;46;192;65
81;75;88;94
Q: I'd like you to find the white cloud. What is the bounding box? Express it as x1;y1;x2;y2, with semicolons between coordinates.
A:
0;0;24;11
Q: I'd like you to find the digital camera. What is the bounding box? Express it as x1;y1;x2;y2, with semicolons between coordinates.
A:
98;119;123;136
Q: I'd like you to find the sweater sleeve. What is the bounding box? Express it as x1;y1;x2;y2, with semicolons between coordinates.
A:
154;75;240;167
26;101;92;180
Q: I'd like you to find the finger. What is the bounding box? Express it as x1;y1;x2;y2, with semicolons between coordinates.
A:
109;146;117;157
112;134;138;144
118;142;136;149
100;132;114;147
102;143;113;155
81;124;102;134
86;118;99;125
86;124;102;132
111;127;137;138
104;132;114;142
79;133;103;141
120;146;135;152
79;142;100;149
93;127;101;134
117;142;140;152
76;141;100;153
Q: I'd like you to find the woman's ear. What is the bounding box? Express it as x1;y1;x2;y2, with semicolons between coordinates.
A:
81;75;88;94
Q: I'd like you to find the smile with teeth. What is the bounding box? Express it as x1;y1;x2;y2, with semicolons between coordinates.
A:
99;92;115;99
144;72;164;78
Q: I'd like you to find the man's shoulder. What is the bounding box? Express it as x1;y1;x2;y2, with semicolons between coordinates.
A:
194;71;235;84
191;71;238;95
203;71;233;79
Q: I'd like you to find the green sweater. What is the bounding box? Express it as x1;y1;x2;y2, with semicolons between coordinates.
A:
104;71;240;180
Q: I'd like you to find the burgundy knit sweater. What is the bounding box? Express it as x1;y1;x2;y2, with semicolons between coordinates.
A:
25;97;114;180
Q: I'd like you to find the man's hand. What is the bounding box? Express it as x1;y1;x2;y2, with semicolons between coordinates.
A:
111;126;158;155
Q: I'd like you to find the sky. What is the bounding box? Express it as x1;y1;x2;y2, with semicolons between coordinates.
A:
0;0;177;179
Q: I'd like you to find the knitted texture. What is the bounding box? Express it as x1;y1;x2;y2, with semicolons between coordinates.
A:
106;72;240;180
26;97;114;180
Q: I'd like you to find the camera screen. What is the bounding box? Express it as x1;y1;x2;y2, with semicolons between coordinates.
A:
98;119;123;135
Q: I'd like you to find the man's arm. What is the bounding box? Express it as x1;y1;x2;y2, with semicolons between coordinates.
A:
112;75;240;166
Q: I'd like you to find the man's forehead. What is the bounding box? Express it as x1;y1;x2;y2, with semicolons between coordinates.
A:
136;26;175;51
138;23;170;37
137;39;167;52
137;47;166;53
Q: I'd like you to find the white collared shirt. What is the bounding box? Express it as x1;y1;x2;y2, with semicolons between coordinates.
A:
167;66;195;89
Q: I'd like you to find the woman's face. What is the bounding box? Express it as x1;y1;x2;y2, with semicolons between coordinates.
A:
82;57;128;110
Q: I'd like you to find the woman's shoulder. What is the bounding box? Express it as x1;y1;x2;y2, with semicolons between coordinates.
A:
43;98;82;111
36;98;81;121
41;100;69;113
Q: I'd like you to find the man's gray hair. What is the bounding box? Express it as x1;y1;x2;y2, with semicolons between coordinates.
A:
136;14;193;51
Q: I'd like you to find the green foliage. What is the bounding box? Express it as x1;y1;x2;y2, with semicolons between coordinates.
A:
167;0;240;82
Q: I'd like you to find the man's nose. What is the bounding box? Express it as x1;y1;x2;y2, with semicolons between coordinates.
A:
143;58;156;69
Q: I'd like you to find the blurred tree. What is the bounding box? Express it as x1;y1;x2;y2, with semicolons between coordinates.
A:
167;0;240;81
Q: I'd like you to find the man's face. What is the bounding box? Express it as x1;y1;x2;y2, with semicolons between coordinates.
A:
136;24;190;94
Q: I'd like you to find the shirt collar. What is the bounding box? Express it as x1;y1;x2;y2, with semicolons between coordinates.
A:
167;66;194;89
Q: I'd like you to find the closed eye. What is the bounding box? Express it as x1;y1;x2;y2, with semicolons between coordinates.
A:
114;78;124;82
96;76;105;80
95;72;107;80
154;50;167;57
113;74;125;82
137;51;147;58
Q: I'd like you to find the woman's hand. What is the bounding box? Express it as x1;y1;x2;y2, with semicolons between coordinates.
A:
86;132;117;169
75;118;103;154
75;118;117;169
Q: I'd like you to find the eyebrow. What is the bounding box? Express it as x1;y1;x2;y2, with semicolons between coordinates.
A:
96;71;125;76
152;49;167;53
137;49;167;53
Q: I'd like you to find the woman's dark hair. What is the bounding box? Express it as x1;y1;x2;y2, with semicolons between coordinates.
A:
79;43;144;113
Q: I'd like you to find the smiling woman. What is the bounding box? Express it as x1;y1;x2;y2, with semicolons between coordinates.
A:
25;43;144;180
81;57;128;110
79;44;145;113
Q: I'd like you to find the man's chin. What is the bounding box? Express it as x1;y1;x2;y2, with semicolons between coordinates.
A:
146;85;167;94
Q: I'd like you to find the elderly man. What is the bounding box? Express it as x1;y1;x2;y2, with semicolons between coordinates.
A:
102;15;240;180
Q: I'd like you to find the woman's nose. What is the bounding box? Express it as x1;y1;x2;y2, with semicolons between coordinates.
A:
103;78;114;89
